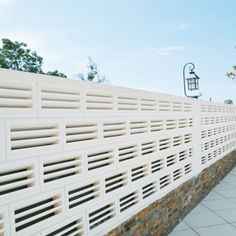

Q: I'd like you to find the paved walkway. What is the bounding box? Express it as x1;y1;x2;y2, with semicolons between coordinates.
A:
170;166;236;236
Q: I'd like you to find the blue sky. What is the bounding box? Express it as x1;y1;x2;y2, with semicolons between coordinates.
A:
0;0;235;102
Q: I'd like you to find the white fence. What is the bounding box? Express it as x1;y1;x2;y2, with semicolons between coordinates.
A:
0;68;236;236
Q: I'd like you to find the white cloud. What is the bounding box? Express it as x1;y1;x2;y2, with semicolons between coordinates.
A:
149;46;186;56
0;0;13;7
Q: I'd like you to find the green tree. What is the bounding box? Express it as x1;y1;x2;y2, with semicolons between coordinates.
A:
46;70;67;78
0;38;67;78
226;66;236;79
224;99;234;105
77;57;106;83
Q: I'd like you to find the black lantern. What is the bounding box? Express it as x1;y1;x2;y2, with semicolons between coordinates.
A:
183;62;202;99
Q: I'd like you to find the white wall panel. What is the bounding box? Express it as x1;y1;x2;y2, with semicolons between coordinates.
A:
0;68;235;235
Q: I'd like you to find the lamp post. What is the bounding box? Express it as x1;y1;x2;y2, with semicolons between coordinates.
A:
183;62;202;99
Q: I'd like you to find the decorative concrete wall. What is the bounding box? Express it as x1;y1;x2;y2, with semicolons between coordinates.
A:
0;68;235;236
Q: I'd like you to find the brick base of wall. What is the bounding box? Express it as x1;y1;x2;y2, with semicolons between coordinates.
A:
106;150;236;236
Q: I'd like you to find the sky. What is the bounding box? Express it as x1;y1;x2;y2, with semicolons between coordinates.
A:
0;0;235;103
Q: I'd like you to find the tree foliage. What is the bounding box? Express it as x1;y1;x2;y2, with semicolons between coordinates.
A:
226;66;236;79
77;57;106;83
0;38;67;78
224;99;234;105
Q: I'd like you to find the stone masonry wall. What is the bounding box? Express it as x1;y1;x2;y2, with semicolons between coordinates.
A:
106;150;236;236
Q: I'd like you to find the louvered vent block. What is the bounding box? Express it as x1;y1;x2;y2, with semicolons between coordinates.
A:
131;164;148;182
166;154;178;167
130;120;148;135
141;141;157;157
159;138;171;151
178;119;188;128
158;99;171;111
105;171;128;193
150;120;164;132
87;149;115;171
119;191;139;213
41;214;84;236
8;120;61;158
166;119;177;130
103;121;127;139
160;174;171;189
142;182;157;199
39;82;82;115
0;78;35;117
118;144;139;162
151;158;165;173
173;168;183;181
67;181;100;211
185;163;192;174
0;160;38;204
86;91;114;111
88;202;116;231
117;96;138;111
42;153;82;188
140;98;157;111
11;191;64;235
184;103;192;112
172;102;183;112
65;120;99;148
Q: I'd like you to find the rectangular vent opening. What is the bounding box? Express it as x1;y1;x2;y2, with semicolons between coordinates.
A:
184;134;192;143
185;164;192;174
201;155;207;164
118;145;139;162
158;100;171;111
160;174;171;189
166;154;177;167
103;122;127;138
179;150;188;161
0;164;34;196
150;120;164;132
179;119;188;128
130;121;148;135
140;98;157;111
68;182;100;209
65;122;98;143
119;191;138;212
184;103;192;112
43;155;81;183
86;93;113;110
117;96;138;111
172;102;182;112
45;218;83;236
105;172;128;193
151;158;164;173
173;135;183;146
166;119;177;130
142;182;157;199
131;165;148;182
159;138;171;151
10;123;59;150
41;88;80;110
0;82;33;108
89;203;115;230
87;150;114;171
141;141;157;156
14;195;62;232
173;168;183;181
